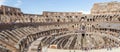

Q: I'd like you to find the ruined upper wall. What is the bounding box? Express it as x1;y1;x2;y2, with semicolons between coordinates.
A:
91;1;120;15
0;5;23;16
42;11;82;17
1;1;120;17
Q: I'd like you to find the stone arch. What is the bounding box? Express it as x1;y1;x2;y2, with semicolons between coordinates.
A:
118;18;120;21
90;19;92;21
30;18;33;22
57;19;60;22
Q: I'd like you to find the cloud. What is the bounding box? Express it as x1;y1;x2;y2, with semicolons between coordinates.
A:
80;10;90;14
0;0;6;5
14;0;22;7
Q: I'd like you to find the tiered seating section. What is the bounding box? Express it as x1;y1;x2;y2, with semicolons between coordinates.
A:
0;45;11;52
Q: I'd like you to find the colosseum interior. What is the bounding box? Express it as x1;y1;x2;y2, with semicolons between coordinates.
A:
0;1;120;52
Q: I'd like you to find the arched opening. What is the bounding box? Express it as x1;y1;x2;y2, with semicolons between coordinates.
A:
30;18;33;22
90;19;92;21
118;18;120;21
82;34;85;37
81;17;85;19
57;19;60;22
110;16;112;21
87;19;89;22
93;19;95;21
81;17;85;21
72;25;74;28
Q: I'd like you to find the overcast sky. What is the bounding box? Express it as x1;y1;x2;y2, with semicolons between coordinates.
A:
0;0;120;14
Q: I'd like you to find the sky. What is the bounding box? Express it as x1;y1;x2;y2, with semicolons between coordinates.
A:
0;0;120;14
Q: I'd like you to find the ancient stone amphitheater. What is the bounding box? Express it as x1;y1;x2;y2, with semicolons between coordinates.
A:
0;1;120;52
